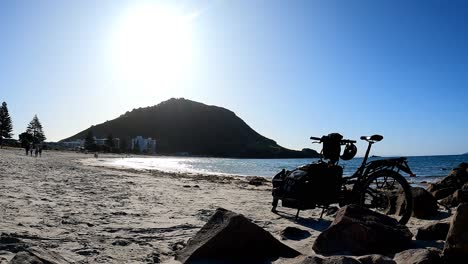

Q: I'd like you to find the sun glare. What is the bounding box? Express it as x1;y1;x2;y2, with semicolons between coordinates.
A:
112;5;193;89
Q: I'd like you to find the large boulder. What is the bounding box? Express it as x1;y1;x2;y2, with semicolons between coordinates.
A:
401;187;438;219
442;203;468;263
430;186;456;200
393;248;442;264
9;247;70;264
312;205;413;256
415;222;450;241
175;208;300;263
428;163;468;200
440;189;468;208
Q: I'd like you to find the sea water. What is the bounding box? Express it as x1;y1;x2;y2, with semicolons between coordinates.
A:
107;155;468;184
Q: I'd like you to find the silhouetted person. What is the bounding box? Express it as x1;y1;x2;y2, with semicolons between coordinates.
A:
30;145;33;157
25;145;30;156
35;148;39;157
39;147;42;157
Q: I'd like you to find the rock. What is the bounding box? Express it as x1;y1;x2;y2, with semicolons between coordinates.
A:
246;176;267;186
10;247;69;264
394;248;442;264
410;187;439;219
312;205;412;256
395;187;438;219
296;255;362;264
112;239;131;246
442;203;468;263
440;189;468;208
415;222;450;241
357;254;395;264
427;163;468;200
175;208;301;263
144;251;161;263
281;227;311;241
0;233;28;253
430;187;456;200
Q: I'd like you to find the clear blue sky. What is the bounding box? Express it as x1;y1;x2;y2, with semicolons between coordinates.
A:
1;0;467;156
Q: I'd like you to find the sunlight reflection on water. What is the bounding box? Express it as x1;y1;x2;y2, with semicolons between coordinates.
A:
104;155;468;183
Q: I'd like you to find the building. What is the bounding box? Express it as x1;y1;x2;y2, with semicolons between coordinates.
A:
62;139;84;150
131;136;156;154
61;137;120;150
94;137;120;149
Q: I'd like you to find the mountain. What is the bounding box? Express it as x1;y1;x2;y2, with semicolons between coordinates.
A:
61;98;320;158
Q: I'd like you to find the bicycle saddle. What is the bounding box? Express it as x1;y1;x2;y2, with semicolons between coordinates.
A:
360;135;383;142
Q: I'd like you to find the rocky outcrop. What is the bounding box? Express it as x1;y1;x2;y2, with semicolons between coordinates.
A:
428;163;468;201
312;205;412;256
175;208;300;263
442;203;468;263
393;248;442;264
440;188;468;208
415;222;450;241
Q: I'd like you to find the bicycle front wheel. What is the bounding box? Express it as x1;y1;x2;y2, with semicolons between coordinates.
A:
359;170;413;225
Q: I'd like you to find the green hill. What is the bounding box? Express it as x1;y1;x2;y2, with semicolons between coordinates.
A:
61;98;319;158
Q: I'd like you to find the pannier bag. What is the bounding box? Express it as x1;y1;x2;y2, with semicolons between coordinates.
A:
321;133;343;163
274;162;343;207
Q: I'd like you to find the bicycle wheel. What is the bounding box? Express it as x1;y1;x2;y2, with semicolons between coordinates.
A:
359;169;413;225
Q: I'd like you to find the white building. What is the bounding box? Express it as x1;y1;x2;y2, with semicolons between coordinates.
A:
62;137;120;150
94;137;120;149
131;136;156;153
62;139;84;149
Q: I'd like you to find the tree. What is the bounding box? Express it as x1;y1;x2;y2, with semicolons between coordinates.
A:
84;130;97;151
26;115;46;144
0;102;13;148
19;132;33;148
106;133;114;151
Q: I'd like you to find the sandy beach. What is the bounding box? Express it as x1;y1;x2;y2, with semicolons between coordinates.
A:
0;148;449;263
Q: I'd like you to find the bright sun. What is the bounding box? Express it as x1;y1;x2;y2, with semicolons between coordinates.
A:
112;5;193;88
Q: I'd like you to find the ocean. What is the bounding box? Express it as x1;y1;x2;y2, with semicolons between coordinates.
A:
105;154;468;184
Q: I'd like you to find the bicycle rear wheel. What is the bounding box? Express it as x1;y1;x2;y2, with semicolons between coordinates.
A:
359;169;413;225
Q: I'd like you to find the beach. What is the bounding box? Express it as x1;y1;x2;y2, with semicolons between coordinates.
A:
0;148;449;263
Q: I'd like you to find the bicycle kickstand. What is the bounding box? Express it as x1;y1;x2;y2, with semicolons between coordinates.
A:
320;206;328;219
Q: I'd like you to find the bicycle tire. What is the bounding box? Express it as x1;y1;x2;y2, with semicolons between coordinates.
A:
359;169;413;225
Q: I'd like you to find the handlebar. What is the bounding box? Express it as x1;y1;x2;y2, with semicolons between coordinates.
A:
310;136;356;144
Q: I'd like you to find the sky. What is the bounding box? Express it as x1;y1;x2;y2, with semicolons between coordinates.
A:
0;0;467;156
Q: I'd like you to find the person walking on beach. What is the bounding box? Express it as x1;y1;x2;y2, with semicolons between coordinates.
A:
34;147;39;157
25;144;30;156
30;144;33;157
38;146;42;157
